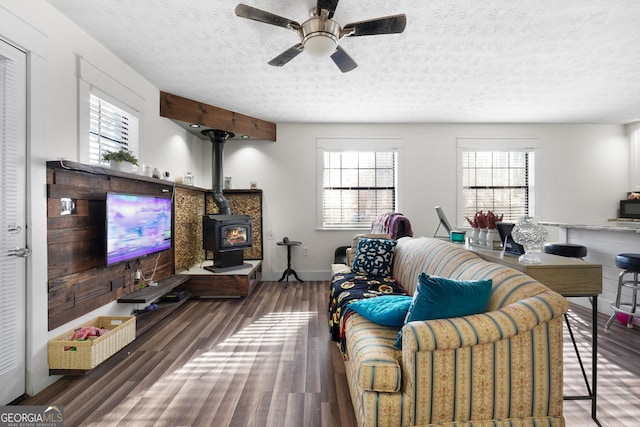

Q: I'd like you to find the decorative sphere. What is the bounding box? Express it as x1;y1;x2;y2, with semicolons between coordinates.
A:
512;220;548;247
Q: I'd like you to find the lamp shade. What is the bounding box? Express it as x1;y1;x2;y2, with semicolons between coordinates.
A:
304;33;337;57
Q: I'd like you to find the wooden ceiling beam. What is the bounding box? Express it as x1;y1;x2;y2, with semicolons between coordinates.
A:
160;91;276;141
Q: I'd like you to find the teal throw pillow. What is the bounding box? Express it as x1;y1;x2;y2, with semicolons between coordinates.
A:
395;273;492;348
351;238;397;276
348;295;413;327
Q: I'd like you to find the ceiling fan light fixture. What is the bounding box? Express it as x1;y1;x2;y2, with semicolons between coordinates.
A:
303;33;338;57
235;3;406;72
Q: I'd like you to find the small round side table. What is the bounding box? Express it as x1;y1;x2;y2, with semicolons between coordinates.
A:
277;237;304;287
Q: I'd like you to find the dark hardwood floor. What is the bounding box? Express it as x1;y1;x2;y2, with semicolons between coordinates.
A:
22;281;640;426
562;300;640;426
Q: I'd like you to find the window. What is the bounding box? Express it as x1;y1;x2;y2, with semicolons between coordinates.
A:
460;150;535;224
457;138;539;226
318;139;401;229
77;57;144;165
89;93;139;166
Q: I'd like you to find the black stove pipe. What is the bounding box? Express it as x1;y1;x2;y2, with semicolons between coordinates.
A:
202;129;235;215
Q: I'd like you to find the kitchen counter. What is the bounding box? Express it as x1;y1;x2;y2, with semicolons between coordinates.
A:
538;220;640;323
539;220;640;233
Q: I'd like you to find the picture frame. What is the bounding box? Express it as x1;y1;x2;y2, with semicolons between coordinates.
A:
496;222;525;256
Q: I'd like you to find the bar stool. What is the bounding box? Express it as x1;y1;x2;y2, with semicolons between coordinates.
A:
544;242;587;259
604;253;640;331
544;242;592;401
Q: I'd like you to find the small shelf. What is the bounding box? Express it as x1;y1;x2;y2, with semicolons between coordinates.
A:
133;294;192;336
117;275;192;338
117;275;190;304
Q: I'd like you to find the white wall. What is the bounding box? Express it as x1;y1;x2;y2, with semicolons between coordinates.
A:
0;0;630;399
225;123;628;281
0;0;211;397
0;0;208;184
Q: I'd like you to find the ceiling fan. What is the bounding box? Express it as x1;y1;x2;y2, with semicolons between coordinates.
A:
234;1;407;73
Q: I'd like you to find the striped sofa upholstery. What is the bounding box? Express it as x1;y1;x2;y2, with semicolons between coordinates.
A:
340;237;568;427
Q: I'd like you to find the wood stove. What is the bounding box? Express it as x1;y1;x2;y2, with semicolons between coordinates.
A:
203;214;253;271
201;129;254;271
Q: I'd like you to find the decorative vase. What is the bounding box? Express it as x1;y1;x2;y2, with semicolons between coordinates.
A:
486;228;500;249
109;160;134;173
478;228;488;246
511;218;548;264
469;228;480;245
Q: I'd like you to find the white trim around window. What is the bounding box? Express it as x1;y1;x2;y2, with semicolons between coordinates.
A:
456;138;540;227
77;56;145;164
316;138;403;230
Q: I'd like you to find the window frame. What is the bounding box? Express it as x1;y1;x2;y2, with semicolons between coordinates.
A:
77;56;144;165
316;138;403;230
456;138;539;228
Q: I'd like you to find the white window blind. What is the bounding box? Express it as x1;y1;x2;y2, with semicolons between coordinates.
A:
0;40;26;385
321;150;397;228
89;93;139;165
460;150;534;223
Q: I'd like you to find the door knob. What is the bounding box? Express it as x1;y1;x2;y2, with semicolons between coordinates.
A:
7;247;31;258
7;224;22;234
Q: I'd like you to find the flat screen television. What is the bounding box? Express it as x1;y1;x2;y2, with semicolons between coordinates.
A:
106;192;172;266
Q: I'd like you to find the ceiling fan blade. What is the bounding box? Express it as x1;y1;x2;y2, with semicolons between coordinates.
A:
316;0;339;18
235;4;301;31
330;46;357;73
268;43;305;67
343;14;407;37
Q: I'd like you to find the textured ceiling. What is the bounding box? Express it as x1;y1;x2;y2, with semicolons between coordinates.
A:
47;0;640;124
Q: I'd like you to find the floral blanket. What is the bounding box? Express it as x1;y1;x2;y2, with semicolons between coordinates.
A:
328;272;407;351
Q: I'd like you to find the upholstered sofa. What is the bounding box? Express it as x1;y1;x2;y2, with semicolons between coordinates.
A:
330;236;568;427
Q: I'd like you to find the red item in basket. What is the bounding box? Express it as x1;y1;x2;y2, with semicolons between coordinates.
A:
63;326;109;351
71;326;110;341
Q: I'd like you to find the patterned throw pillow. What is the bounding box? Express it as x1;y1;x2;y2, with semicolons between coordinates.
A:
395;273;492;348
351;238;397;276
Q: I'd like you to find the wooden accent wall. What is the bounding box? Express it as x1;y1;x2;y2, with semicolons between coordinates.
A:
46;162;265;330
46;162;175;330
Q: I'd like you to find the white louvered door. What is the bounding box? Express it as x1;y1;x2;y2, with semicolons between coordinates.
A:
0;38;27;405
